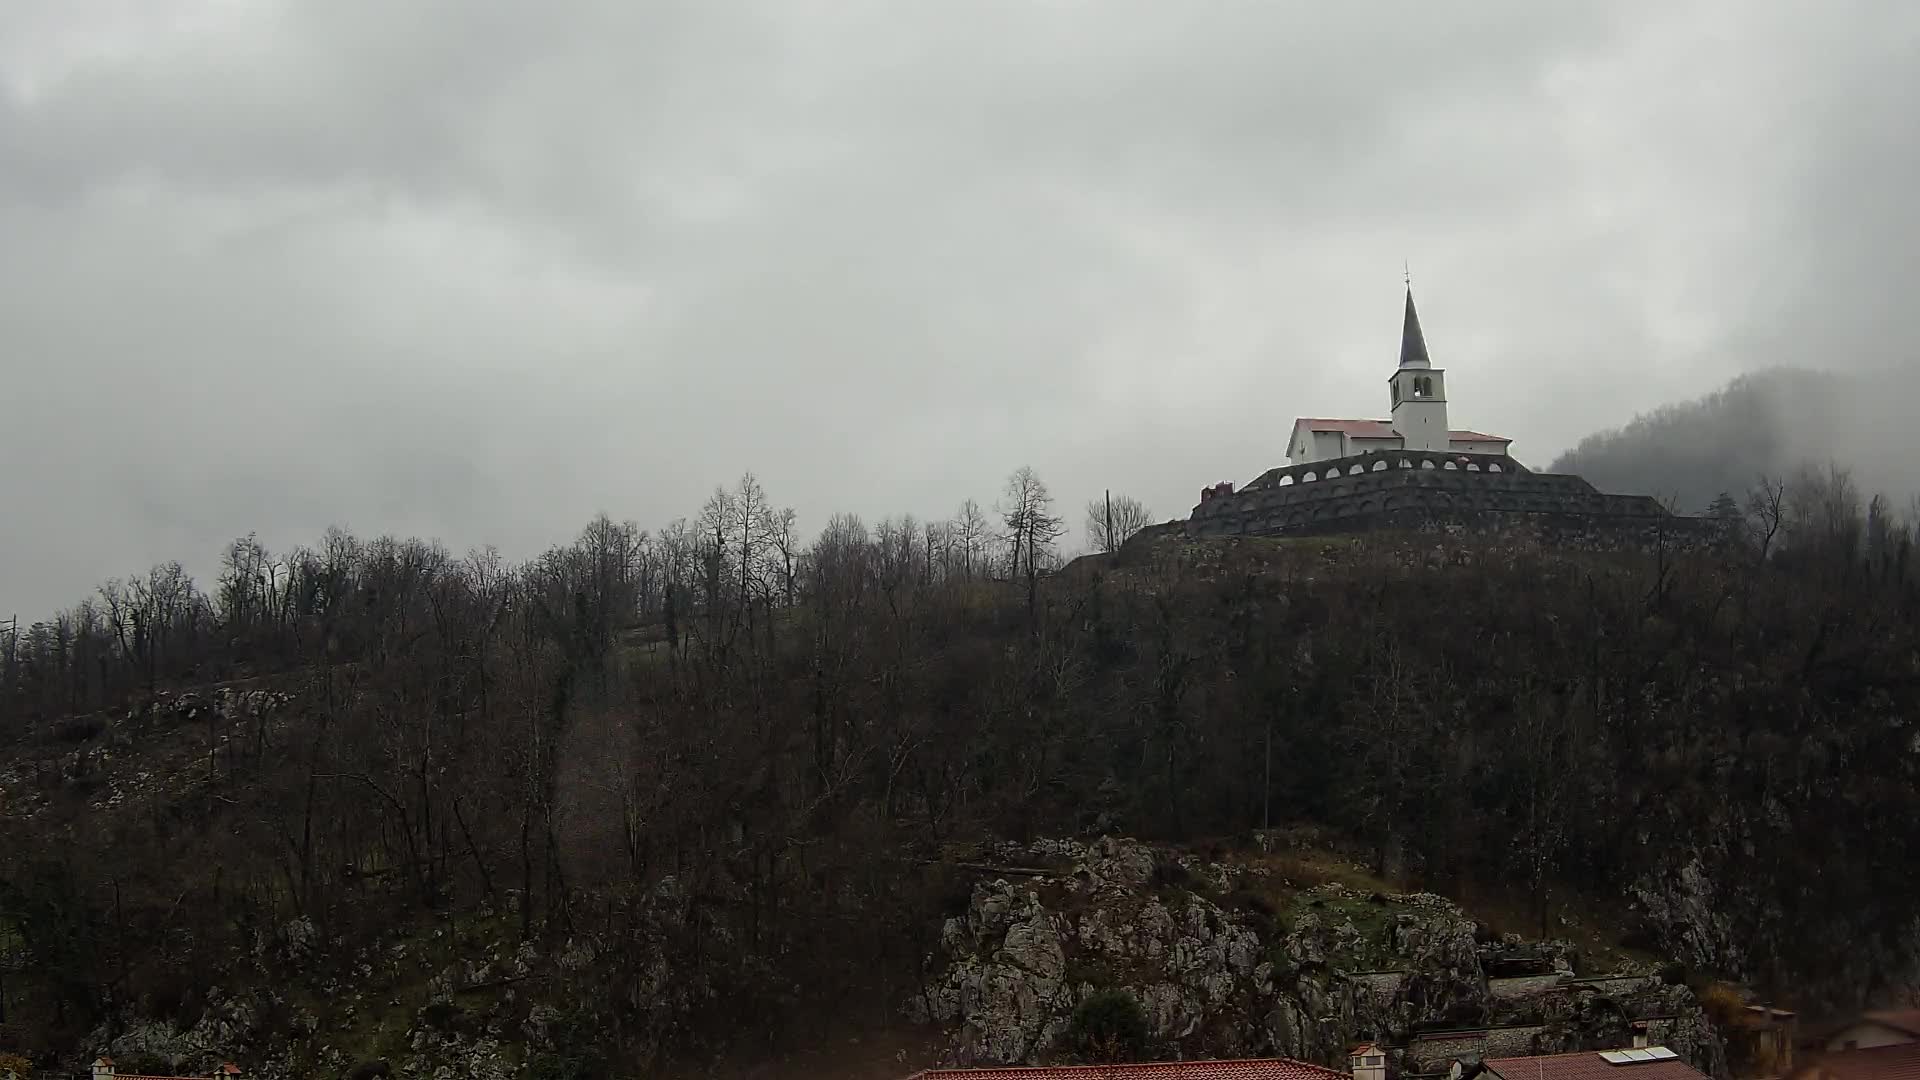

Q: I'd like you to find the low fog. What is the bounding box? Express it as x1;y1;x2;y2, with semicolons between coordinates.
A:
1551;368;1920;516
2;1;1918;620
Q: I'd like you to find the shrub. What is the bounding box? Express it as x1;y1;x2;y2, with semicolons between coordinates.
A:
1064;989;1149;1063
1224;888;1276;921
1149;858;1191;892
0;1051;33;1080
52;715;105;743
528;1052;599;1080
1698;981;1746;1025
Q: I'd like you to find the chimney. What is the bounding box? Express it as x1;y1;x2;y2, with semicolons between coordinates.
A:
1631;1022;1650;1049
92;1058;115;1080
1351;1043;1387;1080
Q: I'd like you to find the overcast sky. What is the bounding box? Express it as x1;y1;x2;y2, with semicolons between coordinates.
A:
2;0;1916;619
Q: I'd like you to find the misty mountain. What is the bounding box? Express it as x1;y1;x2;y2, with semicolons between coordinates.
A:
1550;368;1914;514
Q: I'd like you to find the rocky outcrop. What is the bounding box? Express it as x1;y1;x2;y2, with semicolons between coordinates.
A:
909;838;1727;1077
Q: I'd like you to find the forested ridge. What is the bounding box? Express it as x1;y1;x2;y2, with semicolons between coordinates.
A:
2;463;1919;1076
1550;367;1915;515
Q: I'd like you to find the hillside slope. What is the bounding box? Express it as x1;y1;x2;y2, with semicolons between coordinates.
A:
3;528;1919;1077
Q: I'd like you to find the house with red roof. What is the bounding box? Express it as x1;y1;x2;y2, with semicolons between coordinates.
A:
1451;1047;1709;1080
1283;290;1512;467
1790;1041;1920;1080
1820;1009;1920;1053
91;1057;240;1080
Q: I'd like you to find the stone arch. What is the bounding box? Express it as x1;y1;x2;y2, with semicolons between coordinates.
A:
1302;470;1318;483
1372;459;1388;471
1349;464;1365;476
1466;462;1481;472
1489;463;1502;472
1399;458;1414;469
1420;460;1437;470
1443;460;1458;470
1277;475;1294;486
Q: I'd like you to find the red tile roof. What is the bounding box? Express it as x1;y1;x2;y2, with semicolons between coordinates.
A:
92;1061;241;1080
906;1058;1349;1080
1484;1051;1708;1080
1297;418;1397;438
1292;418;1511;444
1798;1042;1920;1080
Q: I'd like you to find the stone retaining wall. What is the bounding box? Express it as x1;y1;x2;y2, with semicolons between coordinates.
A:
1489;973;1569;1001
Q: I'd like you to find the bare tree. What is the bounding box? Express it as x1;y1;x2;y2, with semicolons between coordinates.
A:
764;506;800;608
1783;462;1864;576
1745;474;1789;561
923;519;949;585
1085;492;1153;554
1000;467;1065;618
952;499;989;582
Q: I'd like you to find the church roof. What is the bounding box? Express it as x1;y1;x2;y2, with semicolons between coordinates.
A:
1292;418;1511;444
1400;287;1432;368
1297;418;1398;438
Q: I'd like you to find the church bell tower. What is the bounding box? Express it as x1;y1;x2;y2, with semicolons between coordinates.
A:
1388;287;1449;452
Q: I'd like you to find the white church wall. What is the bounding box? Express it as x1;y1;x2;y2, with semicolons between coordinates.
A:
1395;406;1449;452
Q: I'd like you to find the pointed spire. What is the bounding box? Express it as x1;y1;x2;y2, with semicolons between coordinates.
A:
1399;286;1431;369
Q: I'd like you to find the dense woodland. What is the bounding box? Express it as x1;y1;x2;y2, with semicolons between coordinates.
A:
2;459;1919;1070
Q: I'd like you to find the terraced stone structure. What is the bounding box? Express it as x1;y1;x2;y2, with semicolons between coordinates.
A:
1181;448;1684;541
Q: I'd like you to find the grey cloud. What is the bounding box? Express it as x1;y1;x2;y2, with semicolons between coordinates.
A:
1;1;1916;620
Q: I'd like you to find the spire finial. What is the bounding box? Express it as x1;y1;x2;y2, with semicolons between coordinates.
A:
1404;260;1411;288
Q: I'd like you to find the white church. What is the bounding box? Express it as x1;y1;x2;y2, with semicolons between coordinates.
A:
1284;289;1511;465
